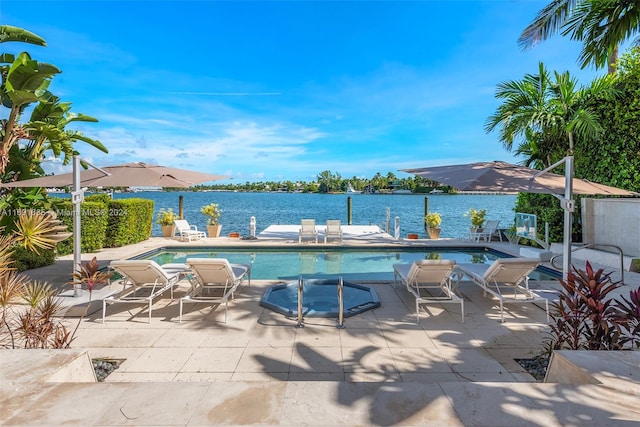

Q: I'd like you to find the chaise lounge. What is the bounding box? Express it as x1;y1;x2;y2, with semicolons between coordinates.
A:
454;257;548;323
393;259;464;323
104;260;186;323
179;258;251;323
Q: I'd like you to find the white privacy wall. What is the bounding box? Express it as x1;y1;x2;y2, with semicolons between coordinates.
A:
582;198;640;258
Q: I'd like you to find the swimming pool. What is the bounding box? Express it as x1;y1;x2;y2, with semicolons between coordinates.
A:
136;246;561;281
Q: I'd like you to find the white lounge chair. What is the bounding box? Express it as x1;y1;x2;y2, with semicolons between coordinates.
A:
174;219;206;242
299;219;318;243
455;258;548;323
104;260;186;323
473;219;502;242
324;219;343;244
179;258;251;323
393;259;464;323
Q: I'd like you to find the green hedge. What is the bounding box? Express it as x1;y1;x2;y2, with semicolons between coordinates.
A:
104;198;154;247
11;245;56;272
55;201;109;256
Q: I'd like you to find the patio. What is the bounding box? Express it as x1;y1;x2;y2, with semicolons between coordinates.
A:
2;227;639;426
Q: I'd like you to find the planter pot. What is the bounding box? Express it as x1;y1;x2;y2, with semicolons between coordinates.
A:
161;225;175;237
207;225;222;238
427;227;441;239
407;233;419;240
229;232;240;238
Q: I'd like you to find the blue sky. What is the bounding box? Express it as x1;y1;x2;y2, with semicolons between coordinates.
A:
2;1;607;183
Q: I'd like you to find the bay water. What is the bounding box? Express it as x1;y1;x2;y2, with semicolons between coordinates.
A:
114;192;517;239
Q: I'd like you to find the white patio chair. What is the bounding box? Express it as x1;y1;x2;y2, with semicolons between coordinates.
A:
455;258;548;323
324;219;343;243
104;260;186;323
299;219;318;243
393;259;464;323
474;219;502;242
174;219;206;242
179;258;251;323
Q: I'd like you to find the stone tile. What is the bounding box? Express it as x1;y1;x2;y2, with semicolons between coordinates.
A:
440;347;512;374
152;327;207;347
389;347;453;373
342;347;398;375
104;371;177;382
119;347;193;373
236;346;294;373
198;328;251;347
399;372;460;383
294;326;342;347
231;372;289;381
345;371;403;382
96;383;211;426
379;325;433;348
288;372;345;381
454;371;519;382
280;381;464;426
290;345;343;373
181;348;245;373
247;324;297;347
188;382;287;426
339;328;387;348
173;372;234;382
71;327;166;348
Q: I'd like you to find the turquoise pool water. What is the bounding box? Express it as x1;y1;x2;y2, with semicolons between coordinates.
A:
137;246;560;282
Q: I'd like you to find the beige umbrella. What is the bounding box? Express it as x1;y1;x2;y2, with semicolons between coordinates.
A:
402;160;637;196
0;162;228;189
402;157;638;278
1;158;228;295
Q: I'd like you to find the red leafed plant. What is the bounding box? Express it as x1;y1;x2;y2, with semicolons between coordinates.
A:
548;261;640;351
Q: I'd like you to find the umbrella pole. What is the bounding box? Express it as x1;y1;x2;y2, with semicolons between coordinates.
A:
536;156;575;279
72;156;83;296
562;156;574;279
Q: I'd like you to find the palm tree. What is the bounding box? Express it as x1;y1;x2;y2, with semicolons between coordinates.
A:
0;25;46;46
485;62;617;162
519;0;640;73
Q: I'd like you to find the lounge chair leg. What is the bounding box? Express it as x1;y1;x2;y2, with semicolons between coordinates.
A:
415;300;420;323
148;301;152;323
179;299;183;323
460;300;464;323
102;300;107;323
500;300;504;323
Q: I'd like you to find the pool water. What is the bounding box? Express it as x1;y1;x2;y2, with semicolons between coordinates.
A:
138;246;560;281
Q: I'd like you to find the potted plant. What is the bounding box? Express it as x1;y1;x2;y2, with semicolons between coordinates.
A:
201;203;222;237
156;208;178;237
424;212;442;239
467;208;487;232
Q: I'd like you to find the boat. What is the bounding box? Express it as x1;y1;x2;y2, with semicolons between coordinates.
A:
392;189;412;194
346;184;361;194
429;189;444;194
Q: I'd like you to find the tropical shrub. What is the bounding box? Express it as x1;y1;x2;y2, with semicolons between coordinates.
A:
547;261;640;351
11;245;55;271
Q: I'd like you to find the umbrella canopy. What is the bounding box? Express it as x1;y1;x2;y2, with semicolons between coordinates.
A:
0;158;228;296
402;161;637;196
402;158;637;280
0;162;228;189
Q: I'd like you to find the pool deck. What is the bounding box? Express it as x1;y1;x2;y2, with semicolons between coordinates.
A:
3;225;640;426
